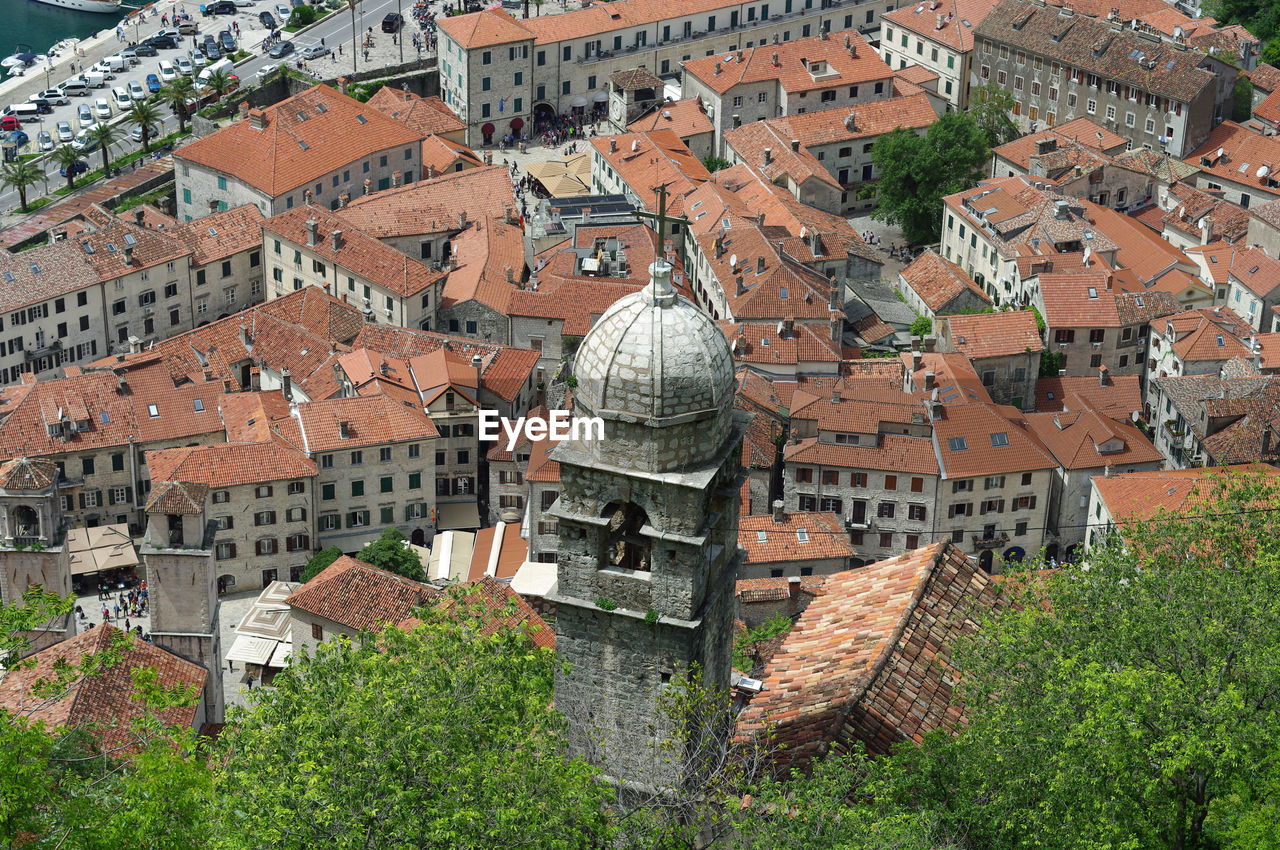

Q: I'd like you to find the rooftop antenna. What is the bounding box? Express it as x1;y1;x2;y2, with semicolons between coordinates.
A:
633;184;689;299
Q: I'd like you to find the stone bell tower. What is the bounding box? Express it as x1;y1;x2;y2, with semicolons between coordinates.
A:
548;259;748;791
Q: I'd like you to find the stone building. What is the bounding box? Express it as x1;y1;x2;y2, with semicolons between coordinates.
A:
879;0;998;110
608;68;664;133
0;244;102;384
167;204;266;325
971;0;1234;158
738;503;855;578
548;259;748;788
1184;122;1280;209
935;312;1042;408
896;250;992;319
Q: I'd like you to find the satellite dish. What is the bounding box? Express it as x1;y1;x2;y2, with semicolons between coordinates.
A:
1131;410;1141;423
729;253;738;268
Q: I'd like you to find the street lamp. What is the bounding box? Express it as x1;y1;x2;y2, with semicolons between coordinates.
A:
398;0;404;64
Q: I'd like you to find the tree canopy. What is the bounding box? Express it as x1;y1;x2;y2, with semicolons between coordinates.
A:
355;527;426;581
871;111;989;245
297;544;343;583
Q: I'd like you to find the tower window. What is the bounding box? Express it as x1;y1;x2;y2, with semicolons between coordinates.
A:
601;501;651;573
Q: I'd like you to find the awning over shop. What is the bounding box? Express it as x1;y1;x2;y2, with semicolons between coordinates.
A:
481;122;495;134
437;500;481;531
225;634;277;666
268;641;293;668
66;524;138;576
592;90;609;102
569;96;588;108
509;116;524;130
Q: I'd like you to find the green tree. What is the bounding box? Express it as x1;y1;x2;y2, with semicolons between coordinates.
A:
50;144;84;191
162;76;197;134
86;121;121;176
298;544;343;583
1;158;42;212
355;527;426;581
969;83;1020;148
214;590;613;849
702;155;732;172
1038;348;1064;377
288;3;316;26
203;68;234;102
1233;73;1255;122
909;314;933;337
127;99;163;154
889;472;1280;849
871;111;988;245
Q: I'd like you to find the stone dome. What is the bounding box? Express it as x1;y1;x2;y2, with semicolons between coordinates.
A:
573;262;736;473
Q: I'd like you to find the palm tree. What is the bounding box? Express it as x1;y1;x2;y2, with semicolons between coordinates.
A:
86;122;121;176
50;145;83;191
347;0;357;75
127;100;162;153
162;76;196;134
0;158;43;212
204;68;233;102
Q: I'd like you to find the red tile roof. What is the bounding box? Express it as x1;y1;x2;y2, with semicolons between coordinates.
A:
1184;122;1280;204
1021;406;1162;470
942;311;1043;358
440;216;527;313
419;134;485;177
147;439;316;489
933;403;1057;477
167;204;265;266
337;165;515;239
73;204;191;281
590;129;711;216
144;479;208;514
176;85;424;198
269;393;438;453
992;118;1128;171
627;98;714;139
0;625;207;753
1034;373;1142;418
0;241;99;313
1093;464;1280;524
882;0;1000;51
737;542;1006;768
401;575;555;649
899;250;990;313
352;324;539;403
682;31;892;96
436;7;532;49
0;457;57;491
286;555;439;631
1228;245;1280;298
365;88;466;138
785;434;940;474
738;511;854;564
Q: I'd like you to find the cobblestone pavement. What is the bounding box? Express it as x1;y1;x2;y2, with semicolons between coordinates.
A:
216;589;262;712
847;212;911;285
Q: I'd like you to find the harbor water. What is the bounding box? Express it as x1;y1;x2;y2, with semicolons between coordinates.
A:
1;0;131;68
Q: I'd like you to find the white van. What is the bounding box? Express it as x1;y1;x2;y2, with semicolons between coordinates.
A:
83;70;106;88
103;54;128;73
198;58;234;85
8;103;40;123
61;78;89;97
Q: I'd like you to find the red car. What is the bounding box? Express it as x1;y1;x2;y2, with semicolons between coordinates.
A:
0;115;20;132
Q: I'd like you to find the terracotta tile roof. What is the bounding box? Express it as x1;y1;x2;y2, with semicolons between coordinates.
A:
789;384;924;430
785;434;940;474
736;574;826;605
1021;406;1162;469
0;625;207;754
0;457;57;490
1252;86;1280;127
166;204;265;266
1112;147;1201;183
723;121;834;190
903;350;993;406
611;68;662;91
263;205;443;298
722;321;842;367
737;542;1007;768
899;250;990;313
353;324;539;402
440;216;527;314
1228;245;1280;298
993;119;1128;171
1134;5;1197;36
1159;306;1253;362
1159;182;1250;244
933;403;1057;477
144;480;208;514
286;555;439;632
509;275;642;336
882;0;1000;51
942;310;1043;358
974;0;1219;103
894;63;940;86
175;85;424;198
695;225;839;321
1083;202;1191;283
0;241;100;313
1187;23;1259;65
269;393;438;454
1251;63;1280;94
337;165;515;239
365;88;466;138
1038;271;1118;326
738;511;853;564
520;0;765;46
147;440;316;489
467;522;528;581
437;7;532;49
1034;373;1142;417
1093;464;1280;524
590;130;712;216
72;204;191;281
1184;122;1280;202
682;31;892;96
627;98;714;139
419;134;484;177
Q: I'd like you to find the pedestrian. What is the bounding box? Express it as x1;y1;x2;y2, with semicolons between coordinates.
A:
247;676;254;690
321;36;325;46
228;659;235;672
113;604;120;619
339;43;343;55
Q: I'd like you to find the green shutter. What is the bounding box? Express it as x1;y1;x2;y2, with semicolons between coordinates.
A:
125;486;133;504
322;483;335;500
78;492;86;509
409;473;421;490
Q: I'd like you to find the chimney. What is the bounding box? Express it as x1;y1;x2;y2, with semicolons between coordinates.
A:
1036;138;1058;154
736;275;746;296
844;33;851;47
788;427;800;446
715;235;725;258
790;138;800;152
122;244;134;265
911;335;921;352
930;399;943;420
379;361;389;377
392;171;403;188
845;111;856;132
912;348;923;371
581;206;591;222
787;576;803;614
756;255;765;274
772;499;785;522
339;420;350;439
828;274;840;309
427;163;436;179
506;265;515;285
238;101;250;120
133;209;145;226
832;390;841;403
737;50;744;62
1054;199;1069;219
936;12;944;29
809;229;820;257
248;109;267;130
239;323;251;349
331;230;342;251
305;218;318;247
782;317;794;336
1098;364;1108;387
363;177;372;196
763;147;772;165
714;61;722;75
924;371;936;390
305;189;314;207
772;51;779;66
338;192;350;209
830;315;841;343
923;335;937;352
282;368;292;401
458;211;468;229
1200;214;1215;245
338;77;348;95
609;138;617;152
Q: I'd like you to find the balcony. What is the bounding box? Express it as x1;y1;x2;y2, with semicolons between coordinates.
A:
971;533;1009;550
24;339;61;361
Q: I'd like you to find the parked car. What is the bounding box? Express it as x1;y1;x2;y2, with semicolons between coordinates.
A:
158;60;178;82
111;87;132;111
145;73;161;93
59;159;88;178
77;104;93;129
218;30;236;52
94;97;112;120
146;34;179;49
126;80;145;101
381;12;403;32
132;42;159;57
5;130;29;148
36;130;53;151
119;47;143;64
0;115;20;132
71;129;100;153
255;62;280;79
189;50;208;69
130;122;160;143
205;1;239;15
55;120;73;142
178;20;200;34
235;0;256;5
274;2;289;18
175;55;194;76
26;98;52;115
300;44;329;60
258;10;277;28
267;40;293;58
202;36;222;60
33;88;69;105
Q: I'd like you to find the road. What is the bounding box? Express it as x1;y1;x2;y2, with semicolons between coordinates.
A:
0;0;423;214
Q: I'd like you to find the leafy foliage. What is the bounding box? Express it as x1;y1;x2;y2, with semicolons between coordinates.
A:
909;315;933;337
1233;74;1255;122
298;544;343;583
702;155;733;172
288;3;316;26
732;613;794;674
871;111;989;244
355;527;425;581
969;83;1021;148
0;158;42;211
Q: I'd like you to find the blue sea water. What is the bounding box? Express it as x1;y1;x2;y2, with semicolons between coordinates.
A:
1;0;131;64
